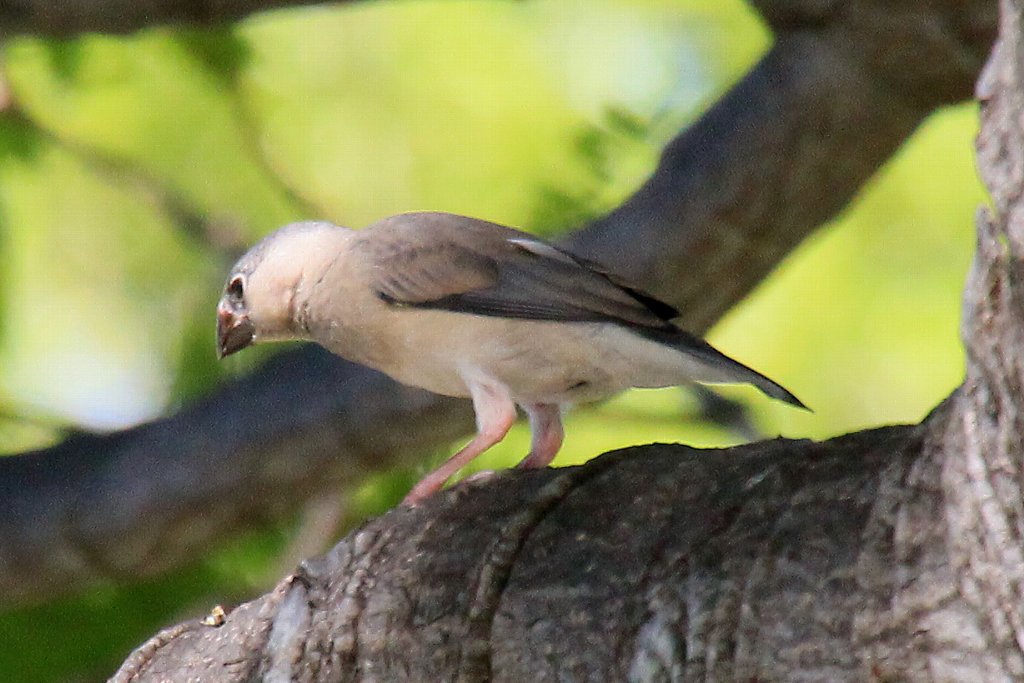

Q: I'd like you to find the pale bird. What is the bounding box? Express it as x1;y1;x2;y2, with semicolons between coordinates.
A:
216;212;805;504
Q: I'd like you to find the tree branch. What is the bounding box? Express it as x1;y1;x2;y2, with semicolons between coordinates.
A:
0;0;998;608
112;1;1024;678
0;0;347;37
568;1;993;327
112;428;927;682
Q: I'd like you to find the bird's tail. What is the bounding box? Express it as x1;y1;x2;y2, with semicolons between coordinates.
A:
637;326;808;410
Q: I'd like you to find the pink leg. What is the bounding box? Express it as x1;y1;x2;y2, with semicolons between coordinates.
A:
402;383;517;506
516;403;564;469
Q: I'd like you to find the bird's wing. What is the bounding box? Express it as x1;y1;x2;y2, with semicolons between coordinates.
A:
361;212;678;329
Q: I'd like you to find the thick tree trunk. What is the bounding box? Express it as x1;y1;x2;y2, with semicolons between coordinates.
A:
0;0;997;609
111;0;1024;679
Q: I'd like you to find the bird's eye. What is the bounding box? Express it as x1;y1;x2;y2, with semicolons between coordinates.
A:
227;276;245;300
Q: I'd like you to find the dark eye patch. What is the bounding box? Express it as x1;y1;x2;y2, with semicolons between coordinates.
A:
227;276;244;300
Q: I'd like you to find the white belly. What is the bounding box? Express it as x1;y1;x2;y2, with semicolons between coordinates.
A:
312;298;716;405
376;312;667;404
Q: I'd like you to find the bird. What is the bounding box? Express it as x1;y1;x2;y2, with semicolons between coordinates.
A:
216;211;806;505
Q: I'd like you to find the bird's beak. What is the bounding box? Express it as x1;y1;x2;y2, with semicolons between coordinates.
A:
217;303;256;359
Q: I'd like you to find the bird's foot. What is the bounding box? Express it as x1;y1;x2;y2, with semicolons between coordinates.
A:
401;469;500;507
401;473;449;507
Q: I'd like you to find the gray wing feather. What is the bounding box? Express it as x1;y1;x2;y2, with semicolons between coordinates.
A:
365;213;677;329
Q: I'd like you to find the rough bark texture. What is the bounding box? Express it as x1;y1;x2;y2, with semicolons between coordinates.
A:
0;0;999;609
111;1;1024;677
114;429;926;682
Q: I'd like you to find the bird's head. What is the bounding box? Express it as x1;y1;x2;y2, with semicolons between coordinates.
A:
216;221;349;359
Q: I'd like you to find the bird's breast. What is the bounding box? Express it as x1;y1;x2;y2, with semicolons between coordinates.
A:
307;294;632;403
374;312;625;403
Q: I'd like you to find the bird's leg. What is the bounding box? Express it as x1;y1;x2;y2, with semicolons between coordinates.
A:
402;383;517;506
517;403;564;469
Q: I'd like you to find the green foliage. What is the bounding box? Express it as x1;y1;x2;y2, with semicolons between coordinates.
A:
173;29;253;85
0;0;983;679
0;523;294;682
528;106;656;233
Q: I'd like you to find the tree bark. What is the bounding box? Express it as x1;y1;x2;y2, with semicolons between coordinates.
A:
0;0;998;609
112;0;1024;679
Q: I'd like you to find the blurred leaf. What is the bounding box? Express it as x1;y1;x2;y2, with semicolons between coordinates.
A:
0;113;44;162
5;31;301;239
528;106;656;233
174;28;253;85
42;41;85;82
0;411;63;455
0;121;205;428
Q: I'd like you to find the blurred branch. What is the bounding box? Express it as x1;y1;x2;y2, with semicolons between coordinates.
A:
0;350;473;606
2;106;239;256
113;1;1024;677
0;0;349;37
0;0;998;608
173;31;330;220
567;0;996;329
